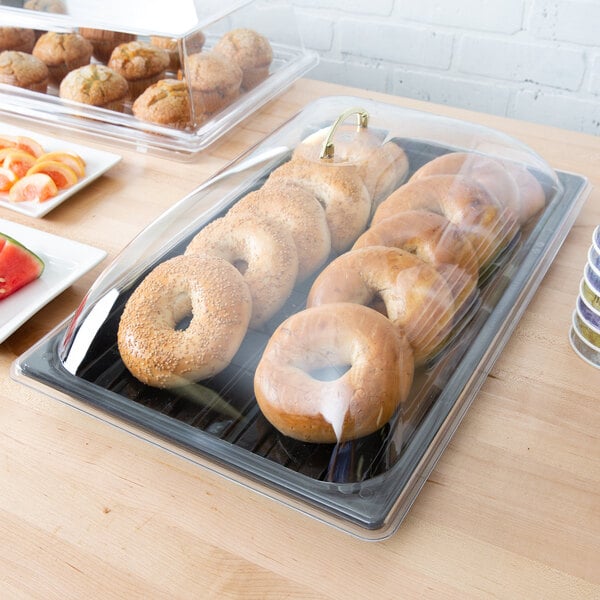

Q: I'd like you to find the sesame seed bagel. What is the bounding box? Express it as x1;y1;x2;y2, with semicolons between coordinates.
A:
293;125;409;207
117;254;252;388
185;213;298;328
228;180;331;282
265;157;371;254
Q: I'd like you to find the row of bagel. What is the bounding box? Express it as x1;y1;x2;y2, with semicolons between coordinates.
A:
117;123;546;444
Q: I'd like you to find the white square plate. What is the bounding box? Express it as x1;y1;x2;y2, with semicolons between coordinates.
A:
0;218;107;343
0;123;121;218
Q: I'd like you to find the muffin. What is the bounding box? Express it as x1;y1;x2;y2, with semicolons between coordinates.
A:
0;50;48;93
59;64;129;112
0;27;36;53
149;36;181;72
33;31;93;84
78;28;136;63
213;28;273;90
23;1;67;42
24;0;67;12
150;30;206;73
181;30;206;55
132;78;191;129
185;51;242;119
108;40;170;99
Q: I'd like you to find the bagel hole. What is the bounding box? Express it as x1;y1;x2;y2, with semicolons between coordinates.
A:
172;295;193;331
233;259;249;275
309;364;350;382
175;314;192;331
367;294;388;317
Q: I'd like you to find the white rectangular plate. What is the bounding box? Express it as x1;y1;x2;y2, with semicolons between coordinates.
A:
0;218;107;344
0;123;121;218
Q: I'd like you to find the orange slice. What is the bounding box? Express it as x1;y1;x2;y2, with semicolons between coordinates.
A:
0;166;18;192
36;151;86;179
14;136;45;158
2;148;37;178
0;147;20;161
8;173;58;203
26;160;79;190
0;136;17;151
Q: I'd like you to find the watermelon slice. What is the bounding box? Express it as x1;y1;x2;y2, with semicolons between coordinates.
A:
0;232;44;300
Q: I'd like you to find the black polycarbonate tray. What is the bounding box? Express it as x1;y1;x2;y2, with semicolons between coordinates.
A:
13;136;589;539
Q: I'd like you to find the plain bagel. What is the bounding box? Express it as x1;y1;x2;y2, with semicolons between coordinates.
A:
352;209;479;314
372;174;520;271
410;151;522;223
254;302;414;443
307;246;456;364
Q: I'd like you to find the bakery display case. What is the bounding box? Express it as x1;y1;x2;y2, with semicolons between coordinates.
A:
0;0;318;158
12;95;590;540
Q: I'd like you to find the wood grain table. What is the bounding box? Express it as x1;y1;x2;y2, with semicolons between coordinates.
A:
1;79;598;599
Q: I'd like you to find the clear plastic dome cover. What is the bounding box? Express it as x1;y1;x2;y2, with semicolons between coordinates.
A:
13;96;589;539
0;1;318;157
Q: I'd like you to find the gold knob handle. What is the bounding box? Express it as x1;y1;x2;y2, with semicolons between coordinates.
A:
319;107;369;160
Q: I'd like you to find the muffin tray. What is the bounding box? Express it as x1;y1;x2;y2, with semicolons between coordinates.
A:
0;2;318;159
0;41;317;159
12;96;590;539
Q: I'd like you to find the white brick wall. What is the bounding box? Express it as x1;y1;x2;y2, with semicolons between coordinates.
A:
266;0;600;135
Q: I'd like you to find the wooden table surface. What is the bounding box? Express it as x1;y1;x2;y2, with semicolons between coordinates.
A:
1;79;598;599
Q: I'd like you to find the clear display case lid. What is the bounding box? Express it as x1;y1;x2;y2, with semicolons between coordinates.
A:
0;0;251;37
0;1;318;157
56;95;565;360
13;96;590;540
